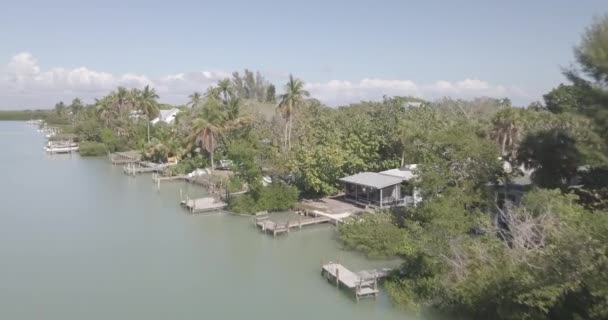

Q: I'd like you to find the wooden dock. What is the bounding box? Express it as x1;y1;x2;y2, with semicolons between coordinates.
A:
255;211;330;237
109;151;141;165
123;162;177;175
180;197;227;213
321;262;392;301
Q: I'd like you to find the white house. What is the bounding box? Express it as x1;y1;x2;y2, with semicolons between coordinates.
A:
151;108;180;125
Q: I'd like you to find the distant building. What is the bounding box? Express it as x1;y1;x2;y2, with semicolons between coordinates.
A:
151;108;180;125
405;101;423;108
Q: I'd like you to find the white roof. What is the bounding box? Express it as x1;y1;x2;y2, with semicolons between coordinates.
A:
340;172;404;189
151;108;180;124
380;165;417;181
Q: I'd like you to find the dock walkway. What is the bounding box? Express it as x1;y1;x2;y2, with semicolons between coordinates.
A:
109;151;141;165
123;162;177;175
255;211;330;237
321;262;391;301
180;197;227;213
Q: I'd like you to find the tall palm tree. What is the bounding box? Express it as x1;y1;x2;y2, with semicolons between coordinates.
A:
187;92;202;108
190;103;225;171
217;78;232;101
112;86;131;121
491;108;522;158
137;85;160;143
277;74;309;150
95;96;114;126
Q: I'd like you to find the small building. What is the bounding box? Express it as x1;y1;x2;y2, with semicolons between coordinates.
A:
151;108;180;125
340;165;420;209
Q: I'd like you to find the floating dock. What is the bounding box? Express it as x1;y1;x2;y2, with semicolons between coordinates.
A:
255;211;330;237
180;197;227;213
321;262;392;301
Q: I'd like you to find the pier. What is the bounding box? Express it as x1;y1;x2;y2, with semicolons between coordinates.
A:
109;151;141;165
255;211;331;237
321;262;392;301
180;197;227;213
123;161;177;175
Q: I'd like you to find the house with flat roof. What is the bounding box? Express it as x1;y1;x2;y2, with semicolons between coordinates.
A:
339;165;420;209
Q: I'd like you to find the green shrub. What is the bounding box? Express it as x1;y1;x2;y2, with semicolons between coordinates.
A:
228;194;258;214
227;176;245;193
79;141;107;156
228;182;299;214
169;154;209;175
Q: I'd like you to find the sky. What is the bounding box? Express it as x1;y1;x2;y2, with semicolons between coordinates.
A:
0;0;606;109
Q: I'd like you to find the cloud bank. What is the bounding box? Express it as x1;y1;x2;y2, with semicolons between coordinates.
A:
1;52;533;108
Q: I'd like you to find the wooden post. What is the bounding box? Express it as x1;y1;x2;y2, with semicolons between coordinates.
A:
335;267;340;287
374;276;378;299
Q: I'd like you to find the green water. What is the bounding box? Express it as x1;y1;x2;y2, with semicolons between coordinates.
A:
0;122;412;319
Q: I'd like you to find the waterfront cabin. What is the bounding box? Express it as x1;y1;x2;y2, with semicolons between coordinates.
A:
340;165;420;208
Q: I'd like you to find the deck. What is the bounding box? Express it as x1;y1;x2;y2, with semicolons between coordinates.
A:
123;162;177;175
180;197;227;213
255;211;331;237
109;151;141;165
321;262;392;301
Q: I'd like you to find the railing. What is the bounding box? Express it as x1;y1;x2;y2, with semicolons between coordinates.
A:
344;194;415;208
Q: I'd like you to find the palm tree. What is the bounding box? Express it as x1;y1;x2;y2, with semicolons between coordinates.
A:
217;79;232;101
277;74;309;150
491;108;522;158
95;96;114;126
137;85;160;143
190;103;225;171
112;86;131;122
187;92;202;108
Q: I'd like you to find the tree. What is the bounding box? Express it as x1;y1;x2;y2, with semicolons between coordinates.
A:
69;98;84;115
190;101;225;171
565;14;608;137
518;128;582;189
266;84;276;103
491;107;524;158
277;74;310;151
187;92;202;108
137;85;160;143
217;78;233;101
112;86;131;121
54;101;66;116
543;84;586;114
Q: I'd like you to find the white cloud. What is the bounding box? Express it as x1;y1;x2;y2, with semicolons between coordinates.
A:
308;78;533;106
0;52;534;108
0;52;227;108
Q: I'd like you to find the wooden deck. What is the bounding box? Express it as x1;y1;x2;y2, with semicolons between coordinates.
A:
180;197;227;213
123;162;177;175
321;262;392;301
255;211;330;237
109;151;141;165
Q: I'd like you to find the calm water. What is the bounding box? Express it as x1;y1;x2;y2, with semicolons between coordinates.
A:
0;122;411;320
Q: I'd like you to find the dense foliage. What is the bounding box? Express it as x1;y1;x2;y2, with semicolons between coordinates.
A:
229;183;299;214
0;109;51;121
337;15;608;319
78;141;107;156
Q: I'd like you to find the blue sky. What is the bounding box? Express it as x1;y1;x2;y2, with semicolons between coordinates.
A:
0;0;606;108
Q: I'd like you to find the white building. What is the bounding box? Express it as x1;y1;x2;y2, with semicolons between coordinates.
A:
151;108;180;125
